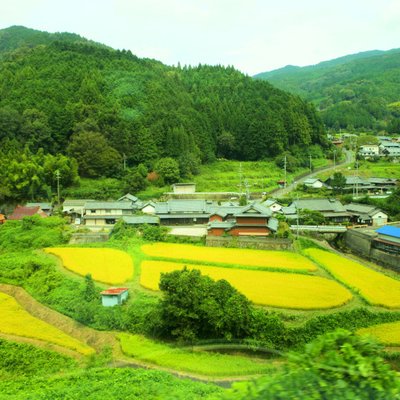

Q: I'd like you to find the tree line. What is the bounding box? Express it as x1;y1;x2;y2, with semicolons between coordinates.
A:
0;27;329;202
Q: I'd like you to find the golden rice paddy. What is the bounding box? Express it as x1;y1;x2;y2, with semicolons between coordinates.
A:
141;243;317;272
140;260;352;309
304;248;400;309
45;247;134;284
357;321;400;346
0;291;94;355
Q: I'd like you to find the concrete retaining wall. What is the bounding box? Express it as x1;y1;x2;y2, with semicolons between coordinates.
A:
343;229;372;256
69;232;110;244
344;229;400;271
206;236;292;250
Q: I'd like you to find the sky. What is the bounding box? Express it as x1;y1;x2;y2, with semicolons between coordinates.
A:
1;0;400;75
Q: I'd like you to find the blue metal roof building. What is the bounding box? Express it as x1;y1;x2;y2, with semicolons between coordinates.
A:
376;226;400;239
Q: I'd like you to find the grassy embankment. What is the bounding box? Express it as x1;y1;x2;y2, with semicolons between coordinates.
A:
62;158;330;201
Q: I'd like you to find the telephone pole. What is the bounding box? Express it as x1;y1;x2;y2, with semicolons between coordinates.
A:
309;155;312;173
55;170;61;205
123;153;127;170
283;155;287;188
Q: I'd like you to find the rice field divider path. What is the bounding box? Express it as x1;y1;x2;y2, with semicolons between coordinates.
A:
0;283;265;385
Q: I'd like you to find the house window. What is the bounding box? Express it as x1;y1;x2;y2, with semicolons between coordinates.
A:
91;210;96;213
106;219;116;225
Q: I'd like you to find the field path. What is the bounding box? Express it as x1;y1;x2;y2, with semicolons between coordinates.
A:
0;284;116;354
0;284;258;384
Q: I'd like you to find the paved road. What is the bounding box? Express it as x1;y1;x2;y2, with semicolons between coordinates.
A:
270;150;354;198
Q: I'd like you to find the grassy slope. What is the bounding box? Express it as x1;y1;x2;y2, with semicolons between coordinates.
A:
317;159;400;181
193;159;329;193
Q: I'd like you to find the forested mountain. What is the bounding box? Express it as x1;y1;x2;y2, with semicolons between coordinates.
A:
0;25;107;55
254;49;400;132
0;26;328;200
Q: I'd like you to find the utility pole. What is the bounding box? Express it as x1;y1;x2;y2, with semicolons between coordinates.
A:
55;170;61;205
239;162;243;195
123;153;127;171
283;155;287;188
355;161;359;198
244;179;251;200
309;155;312;173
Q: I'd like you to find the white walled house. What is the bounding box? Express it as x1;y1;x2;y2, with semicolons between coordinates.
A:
345;203;388;226
263;199;283;213
83;201;135;226
303;178;325;189
358;145;380;157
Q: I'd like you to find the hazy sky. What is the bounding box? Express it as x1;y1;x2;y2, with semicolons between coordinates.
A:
1;0;399;75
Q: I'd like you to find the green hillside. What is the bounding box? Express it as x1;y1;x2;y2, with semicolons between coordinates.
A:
0;27;326;164
255;49;400;132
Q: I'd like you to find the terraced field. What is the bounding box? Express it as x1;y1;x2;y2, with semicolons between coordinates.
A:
0;291;94;355
119;333;273;377
357;322;400;346
304;248;400;309
45;248;134;284
140;260;352;309
141;243;317;272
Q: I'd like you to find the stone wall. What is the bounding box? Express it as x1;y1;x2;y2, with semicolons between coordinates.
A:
206;236;292;250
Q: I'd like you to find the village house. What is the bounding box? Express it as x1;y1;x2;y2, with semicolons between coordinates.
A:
324;176;397;195
83;201;136;226
122;215;160;226
290;198;350;223
373;225;400;255
358;145;380;157
155;199;214;225
262;198;283;213
8;205;48;220
345;203;388;226
207;203;278;237
140;201;156;214
62;199;92;222
303;178;326;189
25;202;53;216
100;287;129;307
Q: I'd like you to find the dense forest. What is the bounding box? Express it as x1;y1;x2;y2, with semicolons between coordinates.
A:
0;26;328;201
255;49;400;132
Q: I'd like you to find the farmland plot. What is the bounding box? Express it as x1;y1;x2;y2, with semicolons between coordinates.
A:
358;322;400;346
140;261;352;309
141;243;317;272
119;333;273;377
0;291;94;355
304;249;400;308
45;248;134;284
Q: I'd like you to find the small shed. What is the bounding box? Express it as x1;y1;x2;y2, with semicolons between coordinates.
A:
100;287;129;307
0;214;5;224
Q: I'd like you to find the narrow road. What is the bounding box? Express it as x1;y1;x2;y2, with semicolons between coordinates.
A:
270;150;354;197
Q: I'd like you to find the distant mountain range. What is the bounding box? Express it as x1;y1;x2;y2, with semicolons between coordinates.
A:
254;49;400;132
